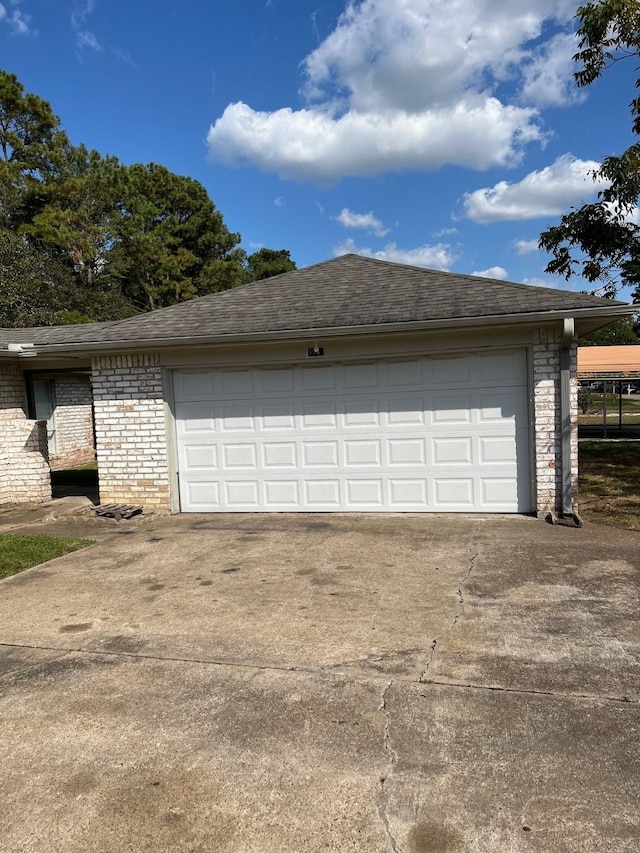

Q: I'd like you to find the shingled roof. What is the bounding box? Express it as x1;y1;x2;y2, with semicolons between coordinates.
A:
0;254;631;351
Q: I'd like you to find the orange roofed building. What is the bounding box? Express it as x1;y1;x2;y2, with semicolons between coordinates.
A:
577;345;640;380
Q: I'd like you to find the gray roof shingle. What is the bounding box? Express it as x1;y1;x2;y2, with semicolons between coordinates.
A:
0;254;629;350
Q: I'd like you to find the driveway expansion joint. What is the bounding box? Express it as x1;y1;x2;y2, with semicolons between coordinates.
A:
377;680;404;853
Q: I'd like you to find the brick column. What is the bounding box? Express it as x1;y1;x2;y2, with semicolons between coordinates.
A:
532;328;578;515
0;363;51;505
91;354;171;510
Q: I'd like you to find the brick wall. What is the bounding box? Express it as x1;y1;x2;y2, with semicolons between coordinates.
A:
0;364;51;505
91;354;170;510
49;374;95;469
533;328;578;515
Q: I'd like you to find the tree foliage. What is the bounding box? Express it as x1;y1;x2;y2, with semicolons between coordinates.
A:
245;248;296;282
579;315;640;344
539;1;640;300
0;69;296;327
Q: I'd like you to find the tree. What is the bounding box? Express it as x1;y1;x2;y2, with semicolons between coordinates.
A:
539;1;640;300
580;315;640;344
0;228;76;326
106;163;246;311
0;70;68;229
0;70;297;323
22;143;123;286
245;248;296;282
0;227;135;326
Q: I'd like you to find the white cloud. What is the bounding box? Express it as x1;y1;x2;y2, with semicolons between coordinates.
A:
514;238;540;255
71;0;101;51
0;2;33;35
520;32;582;107
208;99;541;183
472;266;509;279
76;29;101;51
335;208;389;237
333;237;456;269
462;154;609;223
434;226;459;237
274;196;284;207
208;0;578;183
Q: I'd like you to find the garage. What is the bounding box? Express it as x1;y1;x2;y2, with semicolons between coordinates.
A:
174;348;531;513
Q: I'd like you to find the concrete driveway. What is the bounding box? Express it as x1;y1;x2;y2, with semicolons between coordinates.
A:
0;512;638;852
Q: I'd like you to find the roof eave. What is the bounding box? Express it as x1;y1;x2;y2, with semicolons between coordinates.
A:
2;303;634;357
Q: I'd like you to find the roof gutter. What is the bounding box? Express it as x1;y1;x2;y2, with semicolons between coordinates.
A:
3;304;634;357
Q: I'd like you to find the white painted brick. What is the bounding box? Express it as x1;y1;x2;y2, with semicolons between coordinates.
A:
91;354;170;510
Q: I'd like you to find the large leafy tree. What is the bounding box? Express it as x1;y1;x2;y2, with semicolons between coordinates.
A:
0;70;68;229
539;0;640;300
245;248;296;282
106;163;246;311
0;69;297;326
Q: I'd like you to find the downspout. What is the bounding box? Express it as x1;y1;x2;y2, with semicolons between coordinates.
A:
559;318;581;526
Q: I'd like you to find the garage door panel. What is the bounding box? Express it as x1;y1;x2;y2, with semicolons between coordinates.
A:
222;443;258;469
225;481;260;506
260;403;296;431
432;437;473;465
476;350;526;383
182;445;218;471
176;402;216;435
481;478;518;506
344;362;379;389
302;441;340;468
258;369;294;393
479;435;517;464
388;438;426;466
431;395;473;423
346;479;384;506
434;478;474;506
184;480;221;509
264;480;299;506
219;405;255;431
430;355;471;385
386;360;423;386
386;398;425;427
344;398;382;427
263;442;297;468
344;440;382;467
478;389;528;423
304;480;341;507
389;479;428;506
174;370;215;402
300;401;338;429
175;351;531;513
300;366;335;391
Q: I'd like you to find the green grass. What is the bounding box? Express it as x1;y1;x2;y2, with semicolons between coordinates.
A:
0;534;93;580
579;442;640;531
578;393;640;425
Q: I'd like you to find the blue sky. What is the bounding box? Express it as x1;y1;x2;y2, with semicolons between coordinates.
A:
0;0;635;299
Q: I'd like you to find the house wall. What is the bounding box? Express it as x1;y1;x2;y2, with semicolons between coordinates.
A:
85;323;578;515
91;354;171;510
49;374;95;469
0;364;51;505
532;328;578;515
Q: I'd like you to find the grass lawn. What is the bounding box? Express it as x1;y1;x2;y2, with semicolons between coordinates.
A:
579;442;640;531
578;394;640;425
0;534;93;580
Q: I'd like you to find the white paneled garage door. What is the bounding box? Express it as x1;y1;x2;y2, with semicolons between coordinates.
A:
174;351;531;513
